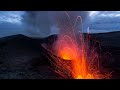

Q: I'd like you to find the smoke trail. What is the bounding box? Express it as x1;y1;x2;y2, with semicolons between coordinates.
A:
22;11;51;38
22;11;89;38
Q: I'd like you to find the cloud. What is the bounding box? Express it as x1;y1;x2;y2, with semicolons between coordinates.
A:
89;11;120;18
88;11;120;33
0;11;25;37
0;11;24;24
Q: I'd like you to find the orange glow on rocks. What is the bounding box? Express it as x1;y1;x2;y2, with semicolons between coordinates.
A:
43;12;112;79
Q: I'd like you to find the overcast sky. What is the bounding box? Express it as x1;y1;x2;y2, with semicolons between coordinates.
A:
0;11;120;38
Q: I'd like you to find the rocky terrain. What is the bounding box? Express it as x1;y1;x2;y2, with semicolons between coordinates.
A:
0;31;120;79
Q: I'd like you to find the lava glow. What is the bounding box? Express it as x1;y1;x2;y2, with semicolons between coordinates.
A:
53;33;96;79
43;12;111;79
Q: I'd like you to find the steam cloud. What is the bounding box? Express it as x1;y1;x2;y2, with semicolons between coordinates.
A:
22;11;89;38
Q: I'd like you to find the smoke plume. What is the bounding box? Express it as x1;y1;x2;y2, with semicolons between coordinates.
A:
22;11;89;38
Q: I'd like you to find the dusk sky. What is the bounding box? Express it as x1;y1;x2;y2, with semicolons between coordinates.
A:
0;11;120;38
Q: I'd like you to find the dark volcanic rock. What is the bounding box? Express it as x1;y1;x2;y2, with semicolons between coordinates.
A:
90;32;120;66
0;34;60;79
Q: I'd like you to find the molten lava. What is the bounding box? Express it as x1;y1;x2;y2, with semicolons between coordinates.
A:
54;33;95;79
43;12;111;79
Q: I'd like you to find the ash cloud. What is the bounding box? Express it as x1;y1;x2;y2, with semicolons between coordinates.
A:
22;11;89;38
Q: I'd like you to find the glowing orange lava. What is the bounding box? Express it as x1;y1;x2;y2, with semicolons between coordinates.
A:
43;12;111;79
55;34;95;79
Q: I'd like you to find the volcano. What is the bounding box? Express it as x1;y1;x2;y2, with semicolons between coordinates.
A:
0;31;119;79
